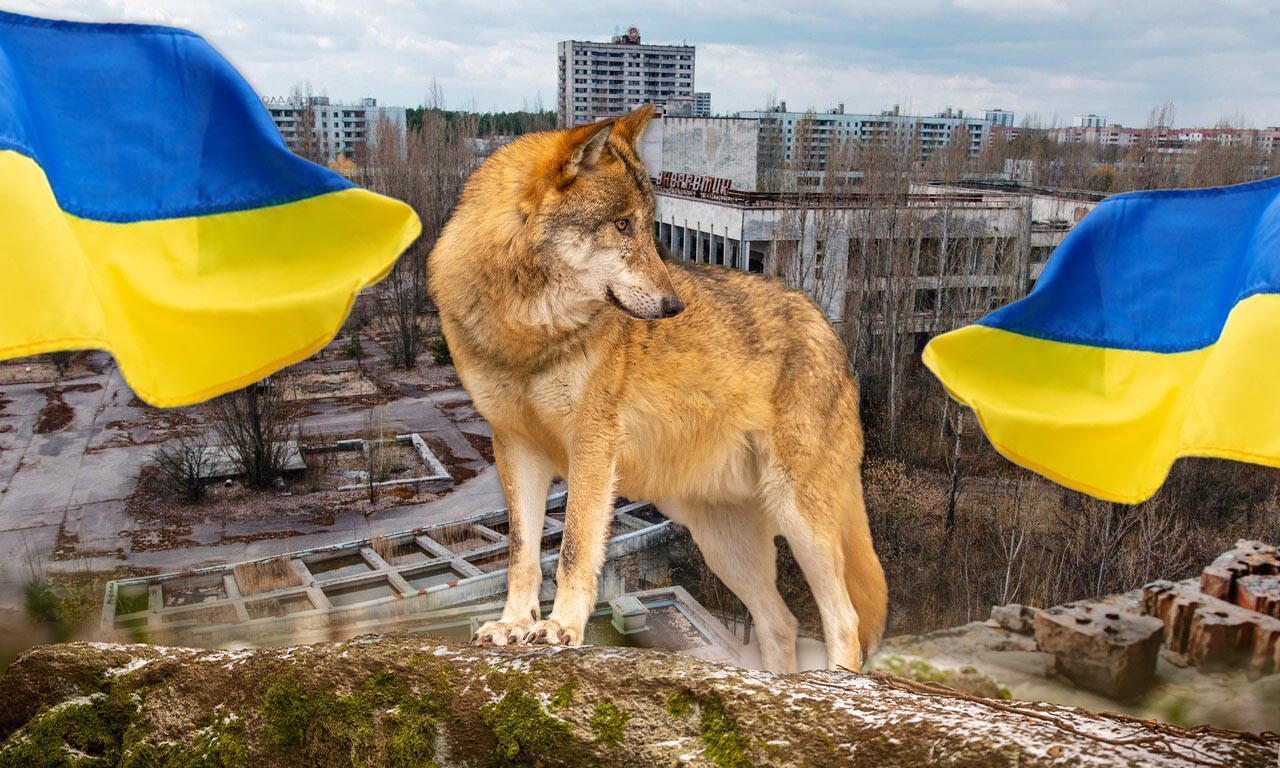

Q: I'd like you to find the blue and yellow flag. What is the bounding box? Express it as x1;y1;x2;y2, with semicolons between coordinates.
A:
0;11;420;406
924;177;1280;503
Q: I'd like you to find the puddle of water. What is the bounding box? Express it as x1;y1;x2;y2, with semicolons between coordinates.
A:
114;614;147;630
323;579;399;607
163;605;240;626
247;594;315;620
403;564;463;590
579;605;706;651
376;539;432;566
163;575;227;607
539;532;564;555
465;553;507;573
115;584;149;616
306;553;373;581
583;618;647;647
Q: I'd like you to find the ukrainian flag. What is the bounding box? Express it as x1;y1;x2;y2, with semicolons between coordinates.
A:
0;11;420;406
924;177;1280;504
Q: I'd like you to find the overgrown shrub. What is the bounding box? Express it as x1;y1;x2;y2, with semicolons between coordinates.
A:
150;432;213;503
429;336;451;366
211;377;299;491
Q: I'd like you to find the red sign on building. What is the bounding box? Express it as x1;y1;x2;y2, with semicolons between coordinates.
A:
658;171;732;196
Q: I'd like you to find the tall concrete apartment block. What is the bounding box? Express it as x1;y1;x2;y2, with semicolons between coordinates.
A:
735;103;992;168
263;95;406;161
558;27;697;127
694;92;711;117
1075;114;1108;128
984;108;1015;127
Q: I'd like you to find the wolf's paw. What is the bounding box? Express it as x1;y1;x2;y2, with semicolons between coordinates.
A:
471;618;534;647
525;618;581;646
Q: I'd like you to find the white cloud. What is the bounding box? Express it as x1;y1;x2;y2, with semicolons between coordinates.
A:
3;0;1278;125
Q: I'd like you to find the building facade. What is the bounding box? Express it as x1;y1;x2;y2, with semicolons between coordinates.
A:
262;95;406;161
639;108;1001;194
650;179;1095;339
1074;114;1109;128
1050;124;1280;154
557;27;697;126
736;103;991;170
984;108;1016;127
694;92;712;117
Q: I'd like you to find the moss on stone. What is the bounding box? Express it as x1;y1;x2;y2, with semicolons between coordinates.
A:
0;691;133;768
666;690;694;719
875;656;950;684
550;680;575;711
698;694;752;768
361;669;410;707
588;702;630;747
256;668;444;768
479;686;575;767
119;712;248;768
663;689;752;767
0;676;255;768
385;698;439;768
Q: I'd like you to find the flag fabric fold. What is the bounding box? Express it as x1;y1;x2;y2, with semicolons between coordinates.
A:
0;11;420;406
923;175;1280;504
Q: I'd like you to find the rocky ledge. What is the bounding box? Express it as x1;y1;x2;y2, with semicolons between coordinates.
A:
1;635;1276;767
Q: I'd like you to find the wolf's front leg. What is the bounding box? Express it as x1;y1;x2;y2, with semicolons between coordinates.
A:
528;438;616;646
472;433;555;647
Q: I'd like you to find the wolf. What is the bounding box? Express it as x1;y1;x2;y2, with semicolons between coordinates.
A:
427;105;886;672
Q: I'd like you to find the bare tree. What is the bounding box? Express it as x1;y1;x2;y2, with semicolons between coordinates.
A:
772;110;852;313
1116;101;1180;191
756;93;786;193
150;432;213;503
360;91;477;370
210;376;298;491
841;129;923;450
288;83;327;165
363;406;389;506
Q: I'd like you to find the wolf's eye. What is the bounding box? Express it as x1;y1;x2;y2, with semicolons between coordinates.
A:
615;219;629;232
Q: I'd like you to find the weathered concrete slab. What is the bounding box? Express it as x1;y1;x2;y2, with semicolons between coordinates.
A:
1143;579;1280;676
1200;540;1279;603
197;440;306;480
1237;575;1280;618
989;603;1037;634
1033;602;1163;700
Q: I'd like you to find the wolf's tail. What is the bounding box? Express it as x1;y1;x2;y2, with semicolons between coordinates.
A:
842;503;888;662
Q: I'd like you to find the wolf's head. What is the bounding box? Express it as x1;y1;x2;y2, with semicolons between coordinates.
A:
519;105;683;321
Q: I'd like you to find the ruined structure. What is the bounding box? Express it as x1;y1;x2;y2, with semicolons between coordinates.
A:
871;540;1280;733
100;494;677;648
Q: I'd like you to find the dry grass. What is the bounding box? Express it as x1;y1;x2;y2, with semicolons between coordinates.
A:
233;557;304;597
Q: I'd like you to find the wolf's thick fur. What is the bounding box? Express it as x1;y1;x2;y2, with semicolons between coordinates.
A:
427;106;886;672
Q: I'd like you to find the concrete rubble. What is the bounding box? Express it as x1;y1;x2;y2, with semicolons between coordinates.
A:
869;539;1280;733
1033;602;1163;700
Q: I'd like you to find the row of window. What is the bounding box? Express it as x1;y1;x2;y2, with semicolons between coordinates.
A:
570;50;692;60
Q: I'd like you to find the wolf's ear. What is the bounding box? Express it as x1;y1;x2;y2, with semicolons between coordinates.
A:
613;104;656;147
556;119;614;186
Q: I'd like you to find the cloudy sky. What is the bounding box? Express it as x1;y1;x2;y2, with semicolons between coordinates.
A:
6;0;1279;127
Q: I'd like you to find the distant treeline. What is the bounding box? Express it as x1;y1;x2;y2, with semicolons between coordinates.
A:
405;107;556;136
